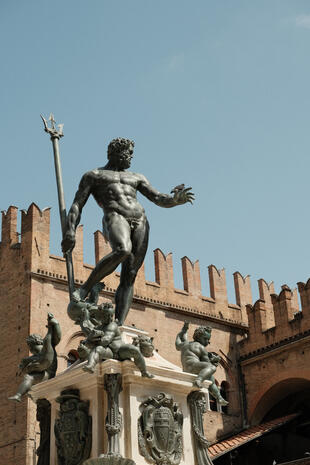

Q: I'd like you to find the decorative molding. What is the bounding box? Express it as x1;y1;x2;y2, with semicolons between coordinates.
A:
240;331;310;364
188;391;214;465
102;373;123;458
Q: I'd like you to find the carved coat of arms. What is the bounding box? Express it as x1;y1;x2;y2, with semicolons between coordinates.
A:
138;392;183;465
54;389;92;465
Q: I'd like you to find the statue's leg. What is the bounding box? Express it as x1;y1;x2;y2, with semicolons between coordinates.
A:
8;373;44;402
118;345;154;378
76;214;132;300
78;341;91;361
192;362;216;388
115;220;149;325
83;346;112;373
209;375;229;405
87;282;106;305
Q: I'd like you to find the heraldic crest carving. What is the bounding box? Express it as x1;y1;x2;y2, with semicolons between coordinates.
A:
138;392;183;465
54;388;92;465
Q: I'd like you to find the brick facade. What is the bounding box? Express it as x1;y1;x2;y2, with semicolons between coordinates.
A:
1;203;310;464
239;278;310;425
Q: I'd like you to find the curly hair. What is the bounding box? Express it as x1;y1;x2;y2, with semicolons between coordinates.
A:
107;138;134;159
97;302;114;313
26;334;43;346
193;326;212;342
90;302;115;322
132;335;154;357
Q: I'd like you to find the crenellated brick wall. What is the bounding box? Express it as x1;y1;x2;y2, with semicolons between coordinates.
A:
0;204;250;464
239;278;310;359
3;203;310;463
237;266;310;426
0;204;255;328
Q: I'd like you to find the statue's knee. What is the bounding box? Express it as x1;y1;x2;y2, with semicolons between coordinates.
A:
95;347;104;355
127;346;140;360
115;244;132;260
128;269;137;284
120;268;138;287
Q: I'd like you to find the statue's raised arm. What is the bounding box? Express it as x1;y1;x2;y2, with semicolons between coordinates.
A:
175;321;189;351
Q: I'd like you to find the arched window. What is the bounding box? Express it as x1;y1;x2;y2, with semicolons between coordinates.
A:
220;381;229;414
209;396;217;411
67;349;79;367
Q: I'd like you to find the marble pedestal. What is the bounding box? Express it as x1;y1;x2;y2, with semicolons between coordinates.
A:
31;346;211;465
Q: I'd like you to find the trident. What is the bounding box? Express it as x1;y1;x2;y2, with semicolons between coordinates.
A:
41;114;75;300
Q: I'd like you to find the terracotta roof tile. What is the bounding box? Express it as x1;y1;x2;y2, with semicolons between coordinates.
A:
220;440;231;448
209;413;299;459
212;444;222;454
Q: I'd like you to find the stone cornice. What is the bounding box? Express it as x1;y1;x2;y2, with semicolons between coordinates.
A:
240;330;310;365
30;359;211;402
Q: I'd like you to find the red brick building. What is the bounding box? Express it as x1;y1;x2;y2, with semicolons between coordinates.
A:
1;203;310;465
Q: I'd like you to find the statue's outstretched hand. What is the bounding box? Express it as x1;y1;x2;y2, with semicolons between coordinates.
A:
61;231;76;254
209;352;221;365
172;186;195;205
182;321;189;333
47;312;58;326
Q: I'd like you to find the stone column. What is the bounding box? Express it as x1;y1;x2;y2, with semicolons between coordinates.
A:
102;373;123;458
187;390;214;465
84;372;135;465
36;399;51;465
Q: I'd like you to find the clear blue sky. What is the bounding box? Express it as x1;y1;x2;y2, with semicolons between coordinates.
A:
1;1;310;303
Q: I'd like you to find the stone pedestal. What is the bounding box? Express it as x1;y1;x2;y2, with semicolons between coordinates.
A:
31;355;211;465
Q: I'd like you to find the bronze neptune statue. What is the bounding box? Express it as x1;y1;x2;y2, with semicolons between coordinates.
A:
62;138;194;325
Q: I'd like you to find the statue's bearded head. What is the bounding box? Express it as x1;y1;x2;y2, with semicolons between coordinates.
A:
193;326;212;346
107;138;135;169
26;334;44;354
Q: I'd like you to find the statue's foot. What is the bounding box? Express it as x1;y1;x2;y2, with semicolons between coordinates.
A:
96;282;106;292
193;378;203;388
141;371;154;379
8;393;22;402
82;364;95;373
72;287;88;303
218;396;229;406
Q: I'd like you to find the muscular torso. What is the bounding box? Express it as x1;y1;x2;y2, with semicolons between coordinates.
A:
96;321;123;353
89;169;146;220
